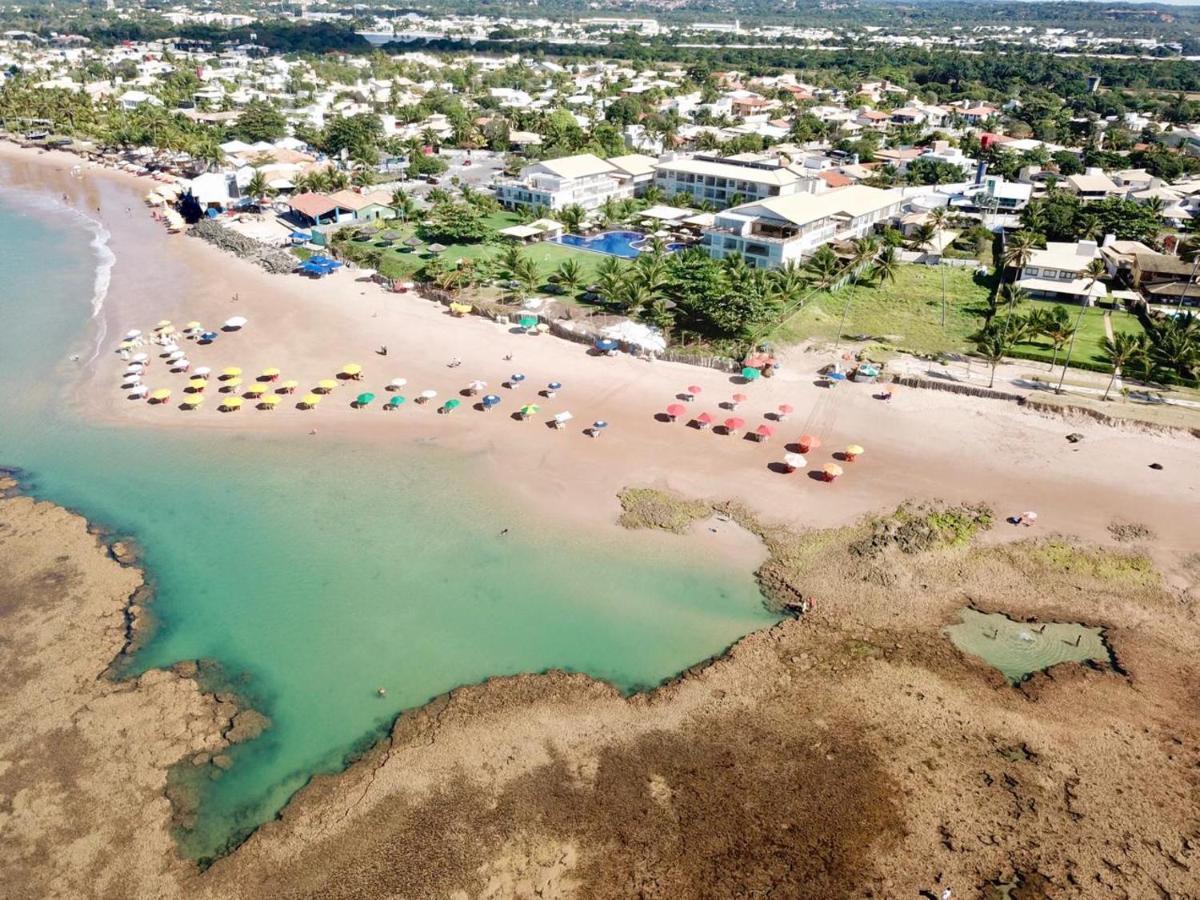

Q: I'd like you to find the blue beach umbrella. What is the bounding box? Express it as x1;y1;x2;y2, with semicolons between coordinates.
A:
592;420;608;429
828;371;847;382
481;394;501;409
547;382;562;391
595;339;618;352
199;330;218;342
509;373;526;385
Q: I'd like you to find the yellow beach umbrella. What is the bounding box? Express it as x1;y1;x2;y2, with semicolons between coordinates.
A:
182;395;204;408
155;320;172;330
244;384;266;396
261;367;281;379
221;366;243;378
316;379;337;393
845;444;864;459
280;379;299;391
341;363;363;376
187;378;206;392
149;388;171;402
184;321;201;331
220;397;243;411
301;394;321;408
258;395;280;408
222;377;243;391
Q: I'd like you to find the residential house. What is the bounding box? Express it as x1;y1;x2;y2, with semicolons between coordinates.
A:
1064;169;1120;202
1016;240;1108;304
287;193;359;227
494;154;635;211
701;185;903;268
328;190;397;221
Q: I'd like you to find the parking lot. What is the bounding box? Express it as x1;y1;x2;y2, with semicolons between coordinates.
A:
374;149;506;201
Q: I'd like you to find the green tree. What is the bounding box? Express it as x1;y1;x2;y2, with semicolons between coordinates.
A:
420;202;489;244
234;100;287;142
553;258;586;295
1100;331;1148;401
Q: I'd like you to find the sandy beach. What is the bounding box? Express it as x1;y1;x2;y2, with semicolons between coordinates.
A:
4;141;1200;899
1;141;1197;567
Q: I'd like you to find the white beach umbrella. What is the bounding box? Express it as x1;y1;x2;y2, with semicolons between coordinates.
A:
124;366;144;376
122;376;142;388
784;453;807;470
194;366;212;378
128;385;149;398
130;352;149;363
167;350;186;361
124;329;142;340
388;378;407;390
224;316;247;329
553;411;574;425
420;389;437;400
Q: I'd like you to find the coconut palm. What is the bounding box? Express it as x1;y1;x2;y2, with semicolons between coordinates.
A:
908;223;936;253
510;255;542;300
615;278;654;317
928;206;951;326
244;170;273;208
872;246;900;285
1003;231;1039;282
553;258;586;296
391;190;418;223
1100;331;1147;401
1055;259;1107;393
805;245;843;290
975;324;1010;389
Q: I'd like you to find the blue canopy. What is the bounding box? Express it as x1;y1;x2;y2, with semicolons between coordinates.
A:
592;420;608;429
482;394;501;407
828;371;847;381
595;339;618;351
547;382;562;390
199;331;218;341
289;231;311;240
510;373;526;382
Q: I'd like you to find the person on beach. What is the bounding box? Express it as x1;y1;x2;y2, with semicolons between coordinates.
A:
448;357;462;368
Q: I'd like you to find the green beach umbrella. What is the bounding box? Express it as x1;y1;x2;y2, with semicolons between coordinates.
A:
387;395;405;407
444;398;461;409
519;315;538;329
741;366;761;381
356;392;376;405
520;403;539;417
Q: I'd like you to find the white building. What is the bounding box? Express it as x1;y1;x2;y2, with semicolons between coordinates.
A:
494;153;636;211
701;186;903;269
652;155;810;209
1017;240;1107;305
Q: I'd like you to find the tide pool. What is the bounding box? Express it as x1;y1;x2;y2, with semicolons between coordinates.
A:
0;193;777;861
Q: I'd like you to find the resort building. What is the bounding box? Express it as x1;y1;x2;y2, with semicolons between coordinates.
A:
651;154;809;209
493;153;637;211
701;185;904;269
1016;240;1108;304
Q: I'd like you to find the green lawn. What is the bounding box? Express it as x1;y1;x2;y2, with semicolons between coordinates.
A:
346;212;605;284
1006;301;1144;369
768;264;996;356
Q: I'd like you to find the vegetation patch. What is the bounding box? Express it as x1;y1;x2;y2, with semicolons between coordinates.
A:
1025;539;1158;587
850;502;994;559
1107;520;1156;543
616;488;712;535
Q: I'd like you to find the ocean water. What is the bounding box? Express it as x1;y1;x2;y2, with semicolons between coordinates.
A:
0;194;777;860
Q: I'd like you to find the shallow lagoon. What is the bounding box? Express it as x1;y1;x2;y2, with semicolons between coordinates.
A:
0;196;776;860
944;608;1112;684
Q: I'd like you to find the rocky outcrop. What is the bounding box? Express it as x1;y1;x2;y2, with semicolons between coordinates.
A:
188;219;298;275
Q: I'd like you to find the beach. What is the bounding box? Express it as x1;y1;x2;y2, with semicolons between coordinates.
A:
1;141;1196;557
3;140;1200;898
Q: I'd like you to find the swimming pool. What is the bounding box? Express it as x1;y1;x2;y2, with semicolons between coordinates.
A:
553;230;686;259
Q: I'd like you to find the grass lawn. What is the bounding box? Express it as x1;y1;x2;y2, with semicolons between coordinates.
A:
1006;301;1144;369
768;264;996;355
347;212;607;284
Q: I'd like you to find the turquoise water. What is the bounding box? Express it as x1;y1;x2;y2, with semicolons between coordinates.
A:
0;193;776;860
554;229;687;258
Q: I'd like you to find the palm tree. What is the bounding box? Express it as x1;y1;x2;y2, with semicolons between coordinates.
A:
1044;309;1074;373
554;258;586;295
593;257;627;307
615;279;654;317
1100;331;1146;401
873;246;900;285
497;243;526;281
326;168;350;191
511;255;541;300
928;206;950;326
598;196;621;227
391;190;418;223
976;324;1010;389
351;167;375;188
1003;231;1039;282
805;245;842;290
1055;259;1107;393
641;185;665;206
244;170;273;208
555;204;588;235
909;223;936;253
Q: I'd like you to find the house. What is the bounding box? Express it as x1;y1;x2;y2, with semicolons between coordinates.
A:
1102;240;1196;292
890;107;927;126
701;185;903;269
960;105;998;124
1016;240;1108;305
494;154;634;211
652;154;811;209
606;153;659;194
1064;169;1120;202
117;89;161;110
328;190;396;221
185;172;239;210
287;193;358;226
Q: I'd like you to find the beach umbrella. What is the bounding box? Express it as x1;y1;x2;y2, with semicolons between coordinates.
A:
755;424;774;441
724;417;745;434
730;393;747;407
783;453;806;472
223;316;247;330
845;444;864;461
777;403;794;420
427;243;447;254
181;395;204;408
553;411;573;428
404;236;422;248
591;420;608;431
520;404;539;418
420;389;437;400
148;388;171;403
131;352;149;363
686;385;702;398
166;350;186;362
220;397;243;411
355;392;376;406
192;366;211;379
741;366;760;381
442;398;461;413
124;366;145;377
482;394;501;409
300;393;320;408
666;403;686;420
171;358;190;371
695;411;713;429
535;323;550;334
128;385;149;398
199;331;218;342
122;376;142;388
387;395;406;408
827;371;846;384
221;378;243;391
859;364;880;378
798;434;821;453
261;367;281;380
118;341;134;351
184;321;201;332
259;395;280;408
822;463;844;482
124;329;142;340
342;363;363;377
155;319;172;330
221;366;242;379
467;379;488;394
519;315;538;329
187;378;206;392
388;378;407;390
595;339;618;352
509;373;526;385
244;384;266;397
316;379;337;393
280;379;299;393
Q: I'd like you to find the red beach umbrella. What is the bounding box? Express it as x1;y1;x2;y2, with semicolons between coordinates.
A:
666;403;686;419
798;434;821;453
695;411;714;428
687;385;702;396
724;417;745;433
755;424;774;440
731;393;748;404
778;403;794;416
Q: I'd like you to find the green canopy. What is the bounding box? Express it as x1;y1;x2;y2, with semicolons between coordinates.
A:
356;392;376;405
387;395;405;406
520;404;539;415
444;398;461;409
519;315;538;329
741;366;760;381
